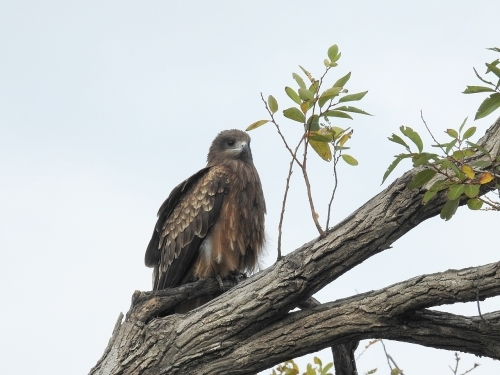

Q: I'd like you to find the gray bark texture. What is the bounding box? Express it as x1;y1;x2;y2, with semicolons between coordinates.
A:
89;117;500;375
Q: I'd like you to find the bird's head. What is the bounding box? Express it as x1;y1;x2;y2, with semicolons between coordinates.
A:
207;129;253;166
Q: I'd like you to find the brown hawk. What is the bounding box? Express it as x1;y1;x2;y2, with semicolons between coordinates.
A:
145;129;265;311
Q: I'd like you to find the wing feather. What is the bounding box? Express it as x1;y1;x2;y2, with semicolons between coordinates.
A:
146;166;229;289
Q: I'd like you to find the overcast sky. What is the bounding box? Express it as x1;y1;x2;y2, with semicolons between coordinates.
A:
1;1;499;374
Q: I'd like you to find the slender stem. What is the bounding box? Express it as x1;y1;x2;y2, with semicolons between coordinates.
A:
380;340;393;372
260;93;303;168
421;110;447;155
277;138;303;260
299;70;330;237
300;159;325;237
325;152;341;230
473;67;495;87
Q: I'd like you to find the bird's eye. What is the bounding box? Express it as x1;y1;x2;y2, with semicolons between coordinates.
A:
226;140;235;146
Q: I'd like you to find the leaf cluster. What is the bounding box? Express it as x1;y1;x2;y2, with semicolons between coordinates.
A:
383;49;500;221
247;44;372;239
463;47;500;120
383;117;500;220
247;44;370;165
270;357;333;375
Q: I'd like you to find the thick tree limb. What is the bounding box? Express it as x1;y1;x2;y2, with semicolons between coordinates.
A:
128;276;245;323
332;342;359;375
90;117;500;375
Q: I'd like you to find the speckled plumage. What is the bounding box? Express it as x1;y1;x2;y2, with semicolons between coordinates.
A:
145;130;266;294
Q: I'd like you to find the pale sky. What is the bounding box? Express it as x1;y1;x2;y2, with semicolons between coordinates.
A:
1;2;499;374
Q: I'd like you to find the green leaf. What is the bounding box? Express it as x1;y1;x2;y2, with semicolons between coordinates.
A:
422;189;438;204
309;80;320;94
462;126;476;140
465;141;490;157
400;126;424;153
471;160;491;168
321;363;333;375
314;357;322;366
285;86;301;105
298;88;314;101
306;114;320;131
474;93;500;120
246;119;269;131
413;152;437;167
463;148;476;157
283;107;305;122
328;59;339;67
440;199;459;221
342;154;358;166
445;139;458;154
333;72;351;88
467;198;483;210
463;85;496;94
308;130;333;142
306;364;316;375
428;179;452;192
445;129;458;138
299;65;314;82
458;117;468;133
382;154;411;184
268;95;278;114
447;184;465;200
292;73;306;89
365;369;378;375
318;87;342;108
327;44;339;62
329;126;347;139
452;150;466;160
408;169;437;189
335;105;372;115
441;159;465;179
464;184;480;198
487;47;500;52
309;139;332;161
423;179;451;203
388;134;410;150
339;91;368;103
485;62;500;79
322;110;353;119
432;140;456;153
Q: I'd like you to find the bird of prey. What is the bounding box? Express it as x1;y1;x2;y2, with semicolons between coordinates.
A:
145;129;266;310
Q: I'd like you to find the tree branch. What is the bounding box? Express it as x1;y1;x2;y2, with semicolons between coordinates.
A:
89;116;500;375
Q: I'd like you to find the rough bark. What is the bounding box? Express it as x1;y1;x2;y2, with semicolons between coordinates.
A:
90;117;500;375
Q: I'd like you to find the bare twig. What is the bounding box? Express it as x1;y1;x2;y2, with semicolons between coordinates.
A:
326;152;341;229
300;75;326;237
473;67;495;87
449;352;480;375
300;156;326;237
277;138;303;260
449;352;460;375
421;110;448;155
260;93;303;168
355;339;380;360
460;363;480;375
380;340;393;372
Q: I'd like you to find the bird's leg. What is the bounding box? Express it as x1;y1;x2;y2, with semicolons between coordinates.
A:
215;275;225;292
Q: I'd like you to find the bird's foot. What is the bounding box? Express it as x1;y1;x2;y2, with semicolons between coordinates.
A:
215;275;225;292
